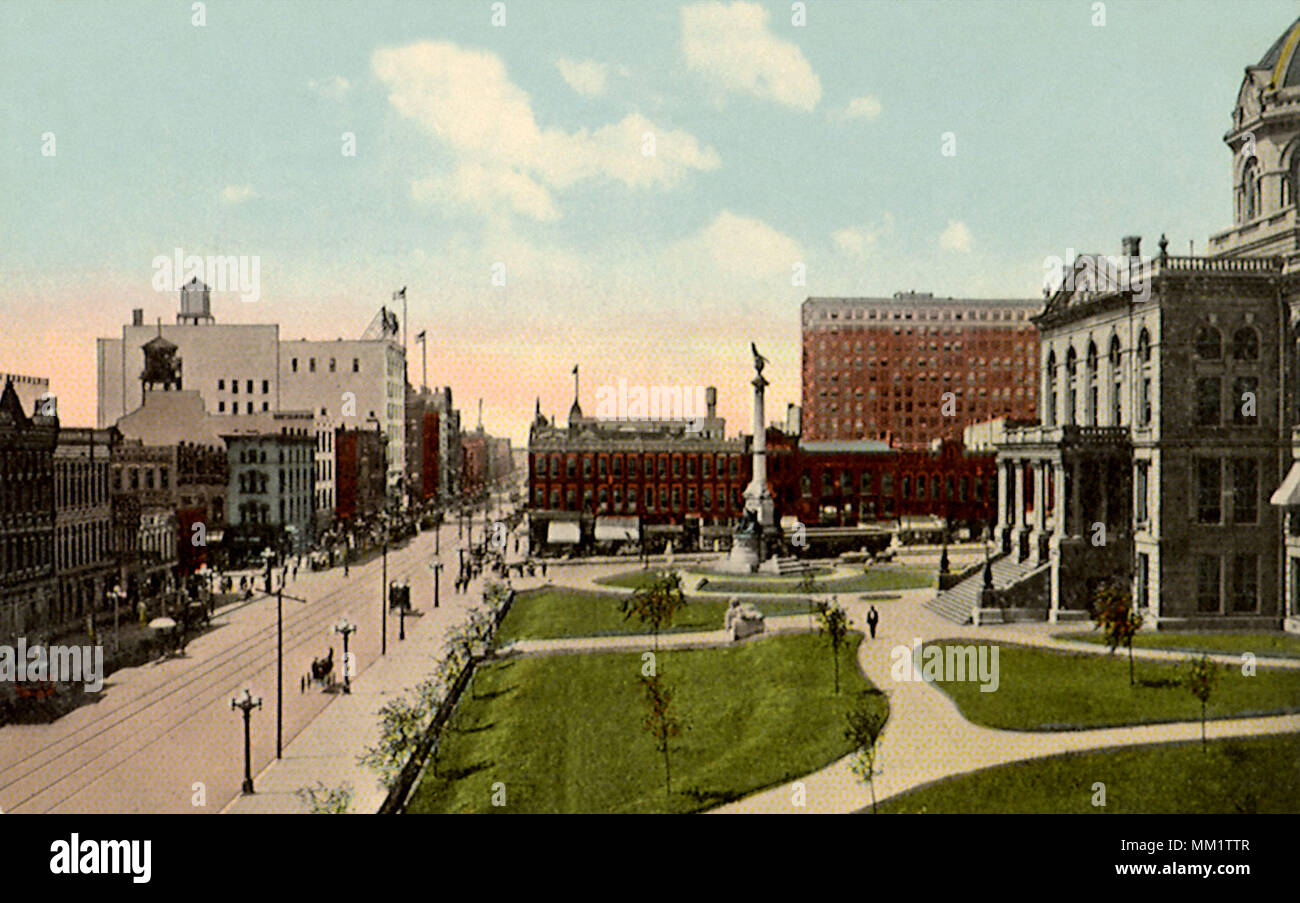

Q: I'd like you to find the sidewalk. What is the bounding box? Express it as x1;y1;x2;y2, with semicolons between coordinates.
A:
225;543;544;814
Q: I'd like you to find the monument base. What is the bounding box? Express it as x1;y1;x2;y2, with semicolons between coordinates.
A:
718;532;762;573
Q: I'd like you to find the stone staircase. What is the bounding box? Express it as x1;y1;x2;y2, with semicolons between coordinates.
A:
924;554;1050;624
759;556;808;576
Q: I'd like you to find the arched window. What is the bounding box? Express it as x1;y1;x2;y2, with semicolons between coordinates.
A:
1108;336;1123;425
1290;152;1300;208
1086;341;1099;425
1065;347;1078;425
1195;326;1222;360
1232;327;1259;361
1243;157;1261;221
1138;328;1152;363
1045;350;1057;427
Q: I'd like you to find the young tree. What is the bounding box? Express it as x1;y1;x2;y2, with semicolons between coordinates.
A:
1184;654;1219;751
798;565;819;628
621;570;687;651
844;692;889;813
816;599;852;694
358;691;427;789
294;781;354;814
638;672;683;796
1093;581;1143;686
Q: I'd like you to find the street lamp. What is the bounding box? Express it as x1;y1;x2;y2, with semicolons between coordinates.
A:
333;618;357;694
272;582;309;759
431;560;443;610
230;688;262;794
107;584;127;652
260;546;275;594
378;510;389;656
396;580;410;640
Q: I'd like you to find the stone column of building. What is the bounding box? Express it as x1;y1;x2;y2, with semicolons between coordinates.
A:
1032;459;1048;563
996;460;1010;554
1049;459;1067;622
1069;459;1083;541
1012;458;1029;560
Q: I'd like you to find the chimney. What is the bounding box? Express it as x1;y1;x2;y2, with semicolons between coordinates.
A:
1121;235;1141;258
705;386;717;419
132;308;144;326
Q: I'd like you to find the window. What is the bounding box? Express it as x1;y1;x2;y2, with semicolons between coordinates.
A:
1195;326;1222;360
1232;327;1259;362
309;358;316;372
1196;555;1220;612
232;380;238;394
861;471;874;495
291;359;298;372
801;475;812;498
352;358;359;372
1065;347;1078;425
1136;553;1150;608
1138;328;1151;364
1231;554;1257;612
262;380;269;394
329;358;336;372
246;380;253;393
1242;157;1260;221
1086;341;1099;426
1045;350;1057;427
1231;458;1258;524
1135;462;1149;524
1195;377;1220;425
1196;458;1221;524
218;379;225;390
1140;378;1152;426
1232;376;1259;424
881;472;894;496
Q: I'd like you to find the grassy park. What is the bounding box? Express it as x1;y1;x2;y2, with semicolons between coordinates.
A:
1055;630;1300;660
408;632;885;813
925;640;1300;731
595;565;933;596
494;587;810;642
877;733;1300;813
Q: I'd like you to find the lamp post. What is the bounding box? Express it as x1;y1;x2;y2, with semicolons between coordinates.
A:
261;546;275;594
432;560;443;609
333;618;357;694
107;584;127;652
379;511;389;656
397;580;409;640
230;688;262;794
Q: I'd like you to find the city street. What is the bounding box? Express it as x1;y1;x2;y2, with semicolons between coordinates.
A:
0;507;508;814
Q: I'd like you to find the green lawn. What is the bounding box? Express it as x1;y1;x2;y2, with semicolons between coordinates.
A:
596;566;932;595
495;588;810;643
1056;630;1300;661
877;734;1300;813
925;640;1300;730
407;632;886;813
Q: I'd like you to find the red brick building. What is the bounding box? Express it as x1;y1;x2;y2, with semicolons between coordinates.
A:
802;294;1040;448
335;428;386;523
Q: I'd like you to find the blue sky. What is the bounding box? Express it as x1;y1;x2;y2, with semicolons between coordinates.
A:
1;0;1296;441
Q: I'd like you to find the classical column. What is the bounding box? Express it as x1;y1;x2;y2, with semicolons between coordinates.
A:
1069;459;1083;539
1049;459;1066;623
1032;460;1048;563
996;459;1010;553
1013;459;1029;560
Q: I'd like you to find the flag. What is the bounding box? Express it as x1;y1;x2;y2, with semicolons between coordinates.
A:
416;330;426;342
392;286;406;301
572;364;578;375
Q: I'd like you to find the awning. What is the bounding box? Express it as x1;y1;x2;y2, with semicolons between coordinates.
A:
699;525;731;538
595;517;638;542
644;524;685;535
547;521;581;544
1270;461;1300;505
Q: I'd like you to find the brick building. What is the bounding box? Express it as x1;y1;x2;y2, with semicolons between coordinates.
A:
335;427;387;525
0;378;58;643
801;294;1040;448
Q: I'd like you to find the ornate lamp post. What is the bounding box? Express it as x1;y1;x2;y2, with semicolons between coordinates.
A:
378;511;390;655
431;560;443;609
230;688;262;794
260;546;275;594
333;618;357;693
107;584;127;652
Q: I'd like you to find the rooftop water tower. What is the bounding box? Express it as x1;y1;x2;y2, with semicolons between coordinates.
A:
178;277;214;324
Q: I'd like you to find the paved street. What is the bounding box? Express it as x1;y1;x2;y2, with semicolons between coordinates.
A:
0;512;506;814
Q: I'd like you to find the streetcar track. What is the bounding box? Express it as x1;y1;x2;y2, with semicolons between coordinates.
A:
0;543;436;811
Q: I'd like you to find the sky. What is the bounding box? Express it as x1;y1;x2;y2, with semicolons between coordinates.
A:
1;0;1297;444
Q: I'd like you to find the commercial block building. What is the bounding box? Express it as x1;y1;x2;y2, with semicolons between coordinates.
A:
801;294;1040;448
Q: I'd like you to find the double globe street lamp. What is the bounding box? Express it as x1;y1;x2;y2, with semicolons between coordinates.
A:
230;688;262;794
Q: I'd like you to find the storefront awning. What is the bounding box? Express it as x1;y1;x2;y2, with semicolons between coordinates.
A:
547;521;581;544
1270;461;1300;506
644;524;685;535
595;517;638;542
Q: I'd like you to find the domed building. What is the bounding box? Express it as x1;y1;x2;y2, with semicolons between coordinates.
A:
1211;16;1300;263
934;15;1300;633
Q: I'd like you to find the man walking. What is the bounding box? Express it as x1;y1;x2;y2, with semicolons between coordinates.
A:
866;605;879;640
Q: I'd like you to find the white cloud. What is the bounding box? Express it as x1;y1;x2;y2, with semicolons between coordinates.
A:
940;220;973;253
679;210;803;279
831;95;883;122
682;1;821;111
220;185;257;205
557;57;608;97
832;213;894;256
413;164;559;222
372;41;719;219
307;76;351;100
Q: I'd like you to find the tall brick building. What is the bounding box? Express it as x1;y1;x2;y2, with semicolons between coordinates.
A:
801;294;1040;448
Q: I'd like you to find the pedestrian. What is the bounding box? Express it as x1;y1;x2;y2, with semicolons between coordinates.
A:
867;605;879;640
293;564;298;581
541;560;547;578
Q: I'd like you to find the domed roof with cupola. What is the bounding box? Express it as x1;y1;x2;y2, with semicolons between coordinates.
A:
1257;16;1300;90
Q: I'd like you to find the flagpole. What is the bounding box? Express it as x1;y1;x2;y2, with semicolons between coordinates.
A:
422;333;427;392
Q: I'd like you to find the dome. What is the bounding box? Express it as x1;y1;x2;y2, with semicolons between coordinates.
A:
1257;16;1300;90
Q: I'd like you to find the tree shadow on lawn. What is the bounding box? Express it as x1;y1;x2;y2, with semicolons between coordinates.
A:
470;684;516;702
453;719;496;734
435;758;494;782
681;786;741;808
